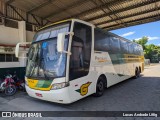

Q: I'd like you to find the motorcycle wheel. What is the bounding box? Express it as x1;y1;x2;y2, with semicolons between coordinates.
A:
5;85;17;96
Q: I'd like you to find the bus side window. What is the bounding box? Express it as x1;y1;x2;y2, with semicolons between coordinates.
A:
94;29;110;52
128;43;134;54
120;40;129;54
70;36;84;69
110;36;121;53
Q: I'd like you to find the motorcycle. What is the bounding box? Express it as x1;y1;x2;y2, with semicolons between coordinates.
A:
12;72;25;91
0;74;17;96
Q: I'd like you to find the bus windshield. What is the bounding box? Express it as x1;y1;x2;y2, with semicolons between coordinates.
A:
26;23;70;80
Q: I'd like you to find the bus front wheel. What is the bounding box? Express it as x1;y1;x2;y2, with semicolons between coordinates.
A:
94;77;105;97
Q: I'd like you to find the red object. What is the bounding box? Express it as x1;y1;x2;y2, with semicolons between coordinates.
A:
35;93;43;97
4;78;14;85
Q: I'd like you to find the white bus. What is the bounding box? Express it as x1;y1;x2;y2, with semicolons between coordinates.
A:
16;19;144;104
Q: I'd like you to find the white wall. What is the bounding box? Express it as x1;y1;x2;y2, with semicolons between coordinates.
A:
0;62;20;68
0;25;19;44
26;31;35;42
0;24;35;45
0;21;35;68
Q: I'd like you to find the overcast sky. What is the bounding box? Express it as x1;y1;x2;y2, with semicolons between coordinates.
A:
111;21;160;46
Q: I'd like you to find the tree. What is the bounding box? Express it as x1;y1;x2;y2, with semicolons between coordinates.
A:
133;37;160;63
133;36;148;50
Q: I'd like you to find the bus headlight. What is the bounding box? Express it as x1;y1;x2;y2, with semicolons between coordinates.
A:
51;82;69;90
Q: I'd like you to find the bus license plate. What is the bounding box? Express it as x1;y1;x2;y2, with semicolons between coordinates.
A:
35;93;43;97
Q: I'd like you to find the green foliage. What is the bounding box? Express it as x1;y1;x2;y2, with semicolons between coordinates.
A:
133;37;160;63
133;36;148;50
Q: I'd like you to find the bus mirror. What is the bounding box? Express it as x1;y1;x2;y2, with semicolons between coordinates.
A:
57;32;74;54
57;33;65;53
15;43;20;57
15;42;31;58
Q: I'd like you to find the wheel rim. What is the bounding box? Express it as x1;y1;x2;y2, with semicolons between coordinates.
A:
5;86;16;95
8;87;13;93
97;81;104;94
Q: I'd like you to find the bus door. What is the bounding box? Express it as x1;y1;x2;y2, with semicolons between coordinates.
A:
68;22;93;101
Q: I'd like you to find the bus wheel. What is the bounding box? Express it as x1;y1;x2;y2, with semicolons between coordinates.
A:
134;68;140;79
94;77;105;97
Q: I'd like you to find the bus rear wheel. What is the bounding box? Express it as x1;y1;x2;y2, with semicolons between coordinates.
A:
134;68;140;79
94;77;105;97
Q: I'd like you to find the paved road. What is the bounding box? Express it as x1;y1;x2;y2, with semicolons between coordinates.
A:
0;64;160;120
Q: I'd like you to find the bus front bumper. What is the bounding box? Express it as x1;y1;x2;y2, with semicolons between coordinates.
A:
25;85;71;104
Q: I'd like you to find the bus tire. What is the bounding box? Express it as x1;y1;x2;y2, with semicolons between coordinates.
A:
94;77;105;97
139;66;141;73
133;68;140;79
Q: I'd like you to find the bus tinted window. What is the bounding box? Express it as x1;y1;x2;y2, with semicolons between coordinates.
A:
34;23;70;42
139;46;144;55
120;40;129;54
94;28;143;56
41;32;50;40
95;29;110;52
69;22;92;80
133;44;139;55
49;25;69;38
128;42;134;54
110;36;121;53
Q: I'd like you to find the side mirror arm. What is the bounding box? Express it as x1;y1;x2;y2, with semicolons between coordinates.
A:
64;32;74;55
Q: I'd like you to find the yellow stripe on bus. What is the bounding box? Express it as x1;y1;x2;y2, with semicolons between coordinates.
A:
124;54;144;63
38;19;72;31
27;79;52;91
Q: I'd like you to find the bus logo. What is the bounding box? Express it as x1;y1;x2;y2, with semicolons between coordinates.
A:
76;82;92;96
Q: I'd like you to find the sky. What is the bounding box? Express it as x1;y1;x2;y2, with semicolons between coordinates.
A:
111;21;160;46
